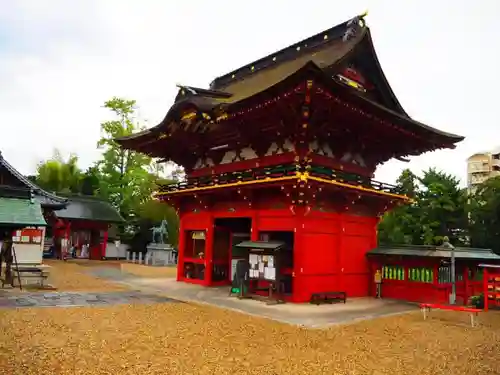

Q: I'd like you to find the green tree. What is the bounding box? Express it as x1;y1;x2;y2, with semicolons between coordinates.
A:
378;168;467;246
96;97;155;219
469;176;500;253
417;168;468;245
35;150;82;194
378;169;420;245
80;166;102;196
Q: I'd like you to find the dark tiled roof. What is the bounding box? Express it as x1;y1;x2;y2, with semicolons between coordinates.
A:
0;197;47;226
235;241;286;250
116;14;463;153
210;15;366;90
368;245;500;261
0;151;67;208
55;196;124;223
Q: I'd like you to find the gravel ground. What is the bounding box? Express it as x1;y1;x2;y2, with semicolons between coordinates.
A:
3;261;498;374
120;263;177;278
43;260;129;292
0;302;499;375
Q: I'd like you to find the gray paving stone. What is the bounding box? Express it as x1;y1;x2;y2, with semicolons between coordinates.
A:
0;291;178;309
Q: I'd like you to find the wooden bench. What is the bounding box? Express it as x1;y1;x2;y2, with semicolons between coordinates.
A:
419;303;482;327
310;291;346;305
12;267;49;289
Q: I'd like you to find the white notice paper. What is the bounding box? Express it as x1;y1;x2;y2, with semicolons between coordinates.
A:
267;267;276;281
258;263;265;273
249;254;258;265
268;256;274;268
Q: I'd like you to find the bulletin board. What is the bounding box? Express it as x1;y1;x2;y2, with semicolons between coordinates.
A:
248;253;276;281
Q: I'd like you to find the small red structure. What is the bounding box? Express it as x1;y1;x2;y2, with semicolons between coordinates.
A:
480;264;500;311
369;245;500;305
46;196;125;260
117;15;463;302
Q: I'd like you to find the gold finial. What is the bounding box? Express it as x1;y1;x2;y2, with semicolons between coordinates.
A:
360;10;368;18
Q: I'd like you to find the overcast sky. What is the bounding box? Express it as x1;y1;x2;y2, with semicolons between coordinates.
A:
0;0;498;185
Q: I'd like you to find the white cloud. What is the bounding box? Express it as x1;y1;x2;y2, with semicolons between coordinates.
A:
1;0;499;186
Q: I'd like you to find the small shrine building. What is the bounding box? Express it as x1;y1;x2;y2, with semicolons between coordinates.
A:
0;151;123;260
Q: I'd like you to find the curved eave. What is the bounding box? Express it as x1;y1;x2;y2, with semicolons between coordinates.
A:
330;79;464;144
226;60;464;146
116;95;223;149
118;58;463;159
40;202;67;210
300;61;464;144
361;29;410;118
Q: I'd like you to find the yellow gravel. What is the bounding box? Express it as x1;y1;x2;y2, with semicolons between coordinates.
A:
43;260;128;292
0;302;499;375
2;261;499;374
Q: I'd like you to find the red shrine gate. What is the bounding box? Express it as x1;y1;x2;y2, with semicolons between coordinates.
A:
176;204;379;302
116;14;464;303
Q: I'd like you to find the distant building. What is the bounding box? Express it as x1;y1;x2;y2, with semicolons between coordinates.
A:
467;148;500;192
0;151;125;260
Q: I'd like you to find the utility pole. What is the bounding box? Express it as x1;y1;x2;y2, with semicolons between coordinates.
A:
442;236;456;304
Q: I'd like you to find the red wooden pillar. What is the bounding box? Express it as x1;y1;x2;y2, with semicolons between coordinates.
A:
369;217;379;297
432;262;439;302
338;214;346;293
292;206;303;303
176;216;186;281
101;227;109;259
250;211;258;241
204;215;214;286
483;268;489;312
64;221;71;259
463;266;469;306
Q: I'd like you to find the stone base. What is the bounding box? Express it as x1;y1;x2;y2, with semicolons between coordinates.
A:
144;244;177;266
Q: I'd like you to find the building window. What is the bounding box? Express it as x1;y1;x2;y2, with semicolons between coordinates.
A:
382;265;405;280
437;266;465;283
409;267;434;283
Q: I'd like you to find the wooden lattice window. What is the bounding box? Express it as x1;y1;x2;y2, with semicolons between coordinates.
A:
409;267;434;283
382;265;405;281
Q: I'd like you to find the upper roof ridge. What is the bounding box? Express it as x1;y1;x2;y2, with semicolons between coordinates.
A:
210;13;368;90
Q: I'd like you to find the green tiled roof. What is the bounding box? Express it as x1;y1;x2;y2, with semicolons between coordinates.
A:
368;245;500;261
0;197;47;226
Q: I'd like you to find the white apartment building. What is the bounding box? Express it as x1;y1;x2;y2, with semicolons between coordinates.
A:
467;148;500;192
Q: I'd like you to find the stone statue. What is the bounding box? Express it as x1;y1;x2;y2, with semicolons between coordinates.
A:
151;219;169;244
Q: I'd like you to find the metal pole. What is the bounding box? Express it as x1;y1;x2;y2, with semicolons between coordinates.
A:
450;245;456;305
443;236;456;305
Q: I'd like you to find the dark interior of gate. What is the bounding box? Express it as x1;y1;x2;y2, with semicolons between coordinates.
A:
209;218;295;296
